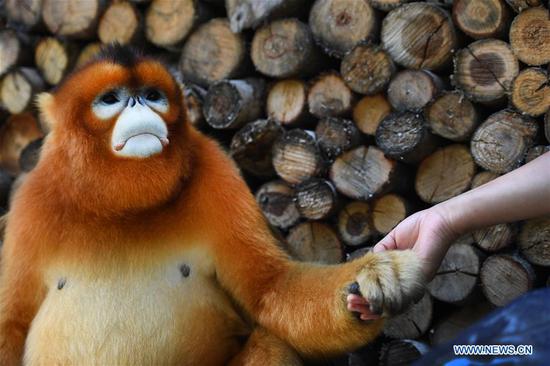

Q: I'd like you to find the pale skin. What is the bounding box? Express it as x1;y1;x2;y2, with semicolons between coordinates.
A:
348;152;550;319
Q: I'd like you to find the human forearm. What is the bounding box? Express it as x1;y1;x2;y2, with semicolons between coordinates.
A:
437;152;550;235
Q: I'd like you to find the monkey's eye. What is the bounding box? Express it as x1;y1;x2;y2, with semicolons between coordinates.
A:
93;88;127;120
100;92;119;105
145;89;161;102
142;88;168;113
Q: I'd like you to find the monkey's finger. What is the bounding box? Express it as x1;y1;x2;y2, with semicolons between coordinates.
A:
346;294;369;305
360;313;381;321
347;303;370;314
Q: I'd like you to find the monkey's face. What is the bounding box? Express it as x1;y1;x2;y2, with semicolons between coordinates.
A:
92;86;170;158
37;47;192;214
72;59;183;160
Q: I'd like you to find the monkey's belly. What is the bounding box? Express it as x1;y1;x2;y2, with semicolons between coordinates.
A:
24;256;249;366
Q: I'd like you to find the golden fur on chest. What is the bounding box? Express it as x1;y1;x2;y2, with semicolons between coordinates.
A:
24;245;249;366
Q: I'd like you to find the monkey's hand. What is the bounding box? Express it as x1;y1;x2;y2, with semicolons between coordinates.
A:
349;250;425;318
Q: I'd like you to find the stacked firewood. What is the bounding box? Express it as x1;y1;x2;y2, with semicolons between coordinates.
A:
1;0;550;364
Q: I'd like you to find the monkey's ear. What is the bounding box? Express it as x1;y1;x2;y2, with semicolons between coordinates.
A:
36;92;56;132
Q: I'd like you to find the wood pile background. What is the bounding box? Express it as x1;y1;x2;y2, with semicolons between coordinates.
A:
1;0;550;364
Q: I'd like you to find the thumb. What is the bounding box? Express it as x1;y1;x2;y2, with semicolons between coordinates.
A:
372;232;397;252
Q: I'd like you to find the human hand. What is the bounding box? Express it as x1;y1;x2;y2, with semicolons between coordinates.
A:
347;206;458;320
373;206;459;279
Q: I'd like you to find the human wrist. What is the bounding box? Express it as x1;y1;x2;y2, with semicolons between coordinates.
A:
431;196;469;239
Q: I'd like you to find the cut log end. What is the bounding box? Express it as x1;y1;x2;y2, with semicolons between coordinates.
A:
309;0;378;58
518;218;550;267
99;1;141;46
285;221;343;264
381;2;457;70
471;110;538;173
315;117;361;160
372;194;408;235
353;94;392;136
387;70;442;112
251;18;322;78
425;91;479;142
180;18;246;86
473;224;514;252
307;72;353;118
383;292;433;339
330;145;398;200
511;68;550;117
452;0;510;39
255;180;300;230
0;68;45;114
203;78;266;129
266;79;308;126
42;0;103;39
294;178;338;220
337;201;373;246
230;119;283;177
375;112;437;164
415;145;475;204
453;39;519;104
35;37;75;85
509;7;550;66
480;254;534;307
341;44;395;95
272;129;325;185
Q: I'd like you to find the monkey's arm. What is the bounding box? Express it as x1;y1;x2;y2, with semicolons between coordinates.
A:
0;230;46;366
207;185;423;357
192;135;424;357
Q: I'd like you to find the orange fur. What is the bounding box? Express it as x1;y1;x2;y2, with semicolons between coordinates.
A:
0;49;424;365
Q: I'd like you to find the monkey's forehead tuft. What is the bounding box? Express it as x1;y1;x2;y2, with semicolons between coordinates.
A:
94;44;143;68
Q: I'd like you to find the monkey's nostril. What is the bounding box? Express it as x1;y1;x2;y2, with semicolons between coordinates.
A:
127;97;137;107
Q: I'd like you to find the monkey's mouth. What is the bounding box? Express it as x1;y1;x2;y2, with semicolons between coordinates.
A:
111;124;169;158
113;133;169;152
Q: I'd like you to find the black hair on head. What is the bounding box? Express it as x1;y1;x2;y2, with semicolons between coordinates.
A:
95;43;143;67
